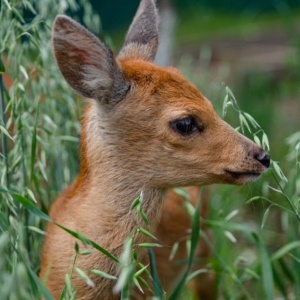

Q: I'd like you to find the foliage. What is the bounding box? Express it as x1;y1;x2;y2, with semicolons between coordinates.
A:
0;0;96;298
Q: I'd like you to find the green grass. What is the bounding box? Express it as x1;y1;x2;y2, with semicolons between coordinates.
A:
1;0;300;299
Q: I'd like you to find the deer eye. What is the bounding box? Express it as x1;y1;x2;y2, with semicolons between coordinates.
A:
171;117;199;136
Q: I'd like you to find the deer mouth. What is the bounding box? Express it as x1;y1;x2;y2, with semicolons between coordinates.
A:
225;170;262;179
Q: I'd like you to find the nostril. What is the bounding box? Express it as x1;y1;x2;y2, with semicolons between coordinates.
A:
256;153;270;168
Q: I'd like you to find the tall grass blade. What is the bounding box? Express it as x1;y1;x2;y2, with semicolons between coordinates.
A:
169;193;201;300
148;248;165;299
55;224;119;263
12;193;52;222
271;241;300;261
252;233;274;300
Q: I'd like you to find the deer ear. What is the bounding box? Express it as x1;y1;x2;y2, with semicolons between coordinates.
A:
118;0;159;61
52;15;130;104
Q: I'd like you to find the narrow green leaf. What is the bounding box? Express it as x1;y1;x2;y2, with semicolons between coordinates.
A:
148;248;165;299
138;243;162;248
26;188;37;203
59;284;69;300
56;224;119;263
268;185;283;194
18;250;54;300
244;112;260;128
136;276;151;290
261;206;271;229
119;237;133;265
169;196;201;300
204;220;254;235
65;273;72;295
30;113;38;181
138;262;151;278
89;269;117;280
76;267;95;287
245;268;260;280
169;242;179;261
239;114;245;133
262;132;270;151
271;241;300;261
240;114;251;133
28;267;54;300
184;201;195;217
253;135;261;147
247;196;261;203
137;228;157;240
252;233;273;300
20;65;29;80
225;209;239;221
12;193;52;222
139;209;149;227
134;264;149;278
186;269;207;282
186;240;191;255
133;277;144;294
130;196;141;210
74;242;79;253
224;230;237;243
114;265;134;295
3;0;12;10
225;85;237;103
272;261;288;298
28;226;45;235
24;0;37;14
288;253;300;264
38;161;48;182
80;250;93;256
272;161;288;183
173;188;190;200
17;82;25;92
59;135;80;142
222;94;230;117
278;258;295;284
0;57;5;73
0;125;14;141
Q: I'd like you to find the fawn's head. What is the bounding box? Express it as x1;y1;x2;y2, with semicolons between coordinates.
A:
52;0;269;188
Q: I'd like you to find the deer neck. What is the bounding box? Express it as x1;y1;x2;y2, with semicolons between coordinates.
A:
82;162;164;248
77;105;165;246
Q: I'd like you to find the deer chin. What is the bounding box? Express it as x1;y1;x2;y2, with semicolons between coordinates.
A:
224;169;264;184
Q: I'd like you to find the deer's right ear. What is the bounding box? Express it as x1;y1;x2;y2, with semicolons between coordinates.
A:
118;0;159;61
52;15;130;104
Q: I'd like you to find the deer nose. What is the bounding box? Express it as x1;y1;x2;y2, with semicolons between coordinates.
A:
254;151;270;168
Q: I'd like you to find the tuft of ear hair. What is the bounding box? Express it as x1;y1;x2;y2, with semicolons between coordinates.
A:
118;0;159;61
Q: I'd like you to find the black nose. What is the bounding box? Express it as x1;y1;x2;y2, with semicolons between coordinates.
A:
255;153;270;168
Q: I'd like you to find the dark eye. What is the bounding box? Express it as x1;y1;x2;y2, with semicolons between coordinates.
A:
171;117;199;136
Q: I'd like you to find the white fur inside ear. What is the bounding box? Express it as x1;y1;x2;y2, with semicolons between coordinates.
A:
81;65;113;91
118;0;159;61
118;42;157;61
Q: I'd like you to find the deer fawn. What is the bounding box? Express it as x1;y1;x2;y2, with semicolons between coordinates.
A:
40;0;270;299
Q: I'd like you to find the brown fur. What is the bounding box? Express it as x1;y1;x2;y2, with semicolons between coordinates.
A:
40;1;269;299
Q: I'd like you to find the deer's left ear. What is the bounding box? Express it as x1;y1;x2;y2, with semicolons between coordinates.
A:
52;15;130;105
118;0;159;62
